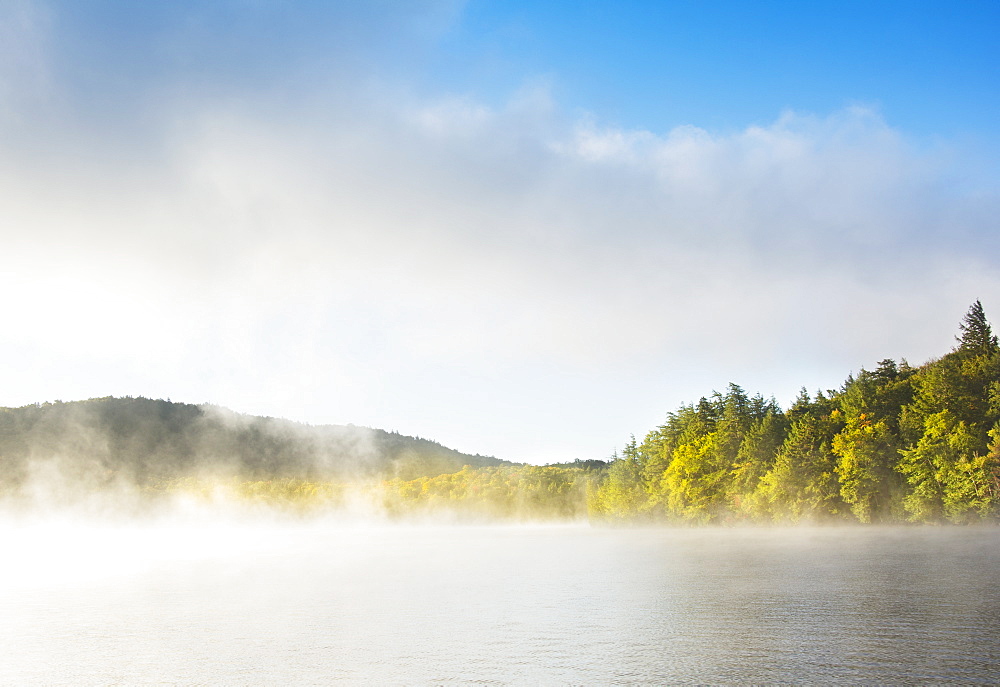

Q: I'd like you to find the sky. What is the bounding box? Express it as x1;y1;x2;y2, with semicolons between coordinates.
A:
1;0;999;464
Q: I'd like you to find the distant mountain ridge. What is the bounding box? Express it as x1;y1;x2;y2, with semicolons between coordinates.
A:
0;397;508;487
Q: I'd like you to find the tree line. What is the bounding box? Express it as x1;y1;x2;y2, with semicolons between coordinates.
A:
591;301;1000;524
3;303;998;524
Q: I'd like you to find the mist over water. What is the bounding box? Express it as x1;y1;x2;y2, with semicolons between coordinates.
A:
2;519;998;684
3;403;1000;682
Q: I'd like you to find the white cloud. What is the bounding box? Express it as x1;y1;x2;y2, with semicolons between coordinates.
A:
0;5;997;462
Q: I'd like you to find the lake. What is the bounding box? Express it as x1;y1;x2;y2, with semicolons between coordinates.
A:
2;519;998;684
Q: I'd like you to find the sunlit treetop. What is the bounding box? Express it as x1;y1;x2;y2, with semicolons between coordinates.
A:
956;300;999;357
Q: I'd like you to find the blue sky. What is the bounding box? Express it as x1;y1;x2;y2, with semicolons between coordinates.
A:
437;1;1000;144
1;1;998;463
31;1;1000;139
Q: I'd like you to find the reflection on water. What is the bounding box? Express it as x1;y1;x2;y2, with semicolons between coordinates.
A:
1;522;998;684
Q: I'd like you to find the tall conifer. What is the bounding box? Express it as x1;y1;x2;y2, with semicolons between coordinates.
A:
957;300;999;356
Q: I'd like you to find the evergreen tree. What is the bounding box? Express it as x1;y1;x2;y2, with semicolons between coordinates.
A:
729;411;788;516
753;413;845;522
660;432;731;523
592;441;646;520
832;415;903;523
956;300;999;357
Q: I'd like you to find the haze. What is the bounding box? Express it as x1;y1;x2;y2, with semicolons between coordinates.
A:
2;1;998;463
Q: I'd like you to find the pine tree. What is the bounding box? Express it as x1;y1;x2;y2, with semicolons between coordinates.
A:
957;300;999;356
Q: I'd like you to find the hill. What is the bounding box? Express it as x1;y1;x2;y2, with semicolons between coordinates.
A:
0;397;507;491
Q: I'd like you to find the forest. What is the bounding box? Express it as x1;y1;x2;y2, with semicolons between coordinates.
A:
1;302;998;524
592;301;1000;524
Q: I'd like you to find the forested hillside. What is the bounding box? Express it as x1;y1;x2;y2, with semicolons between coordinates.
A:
592;301;1000;524
0;397;504;490
2;303;998;524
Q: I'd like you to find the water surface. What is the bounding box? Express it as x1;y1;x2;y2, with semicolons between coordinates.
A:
2;522;998;684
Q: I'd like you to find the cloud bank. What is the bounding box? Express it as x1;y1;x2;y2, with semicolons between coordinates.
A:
1;1;997;462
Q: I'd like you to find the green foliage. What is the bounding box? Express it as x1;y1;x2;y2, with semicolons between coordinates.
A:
602;301;1000;525
957;300;999;357
590;442;647;521
832;416;902;523
595;384;785;523
728;411;787;515
660;432;731;523
381;465;595;520
898;411;1000;523
753;413;844;522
